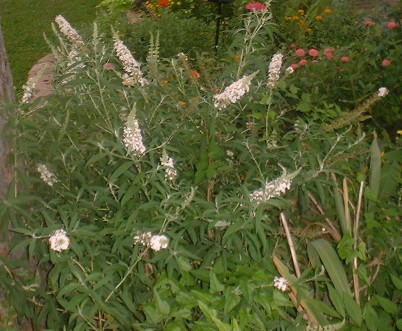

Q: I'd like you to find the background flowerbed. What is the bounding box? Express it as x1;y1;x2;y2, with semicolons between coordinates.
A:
0;0;401;330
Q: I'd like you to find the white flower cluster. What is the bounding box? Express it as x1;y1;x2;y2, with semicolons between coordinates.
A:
160;153;178;181
37;164;58;186
114;35;147;87
123;112;146;156
377;87;389;97
21;78;36;104
273;276;289;291
268;53;283;88
213;72;257;109
49;229;70;252
55;15;85;46
250;175;292;206
134;232;169;251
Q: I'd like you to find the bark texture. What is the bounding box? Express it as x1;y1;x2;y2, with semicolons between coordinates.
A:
0;25;13;198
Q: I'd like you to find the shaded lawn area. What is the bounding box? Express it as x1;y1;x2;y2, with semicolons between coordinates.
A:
0;0;101;91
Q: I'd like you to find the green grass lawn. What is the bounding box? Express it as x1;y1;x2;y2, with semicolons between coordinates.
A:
0;0;101;92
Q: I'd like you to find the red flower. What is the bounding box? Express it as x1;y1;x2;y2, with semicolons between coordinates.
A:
341;56;349;63
299;59;308;66
103;63;115;70
157;0;170;7
387;21;398;29
295;48;305;57
382;59;392;67
308;49;319;57
245;2;267;11
364;18;375;26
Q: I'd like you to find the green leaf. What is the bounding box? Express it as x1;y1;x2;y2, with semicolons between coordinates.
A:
332;177;350;235
374;295;398;315
224;287;241;314
231;318;241;331
369;136;381;201
364;304;379;331
153;288;170;315
109;161;134;182
396;319;402;330
343;294;362;325
327;284;345;318
391;274;402;290
309;239;352;297
121;181;142;207
209;270;224;293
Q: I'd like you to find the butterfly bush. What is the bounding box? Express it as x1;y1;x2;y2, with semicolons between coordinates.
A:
377;87;389;97
134;232;169;251
268;53;283;88
123;111;146;156
48;229;70;252
213;72;258;109
273;276;289;291
5;4;401;330
160;152;178;181
250;170;299;206
21;77;36;104
37;164;58;186
55;15;85;46
113;34;147;87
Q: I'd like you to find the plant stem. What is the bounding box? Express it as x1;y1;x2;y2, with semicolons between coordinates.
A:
105;249;148;302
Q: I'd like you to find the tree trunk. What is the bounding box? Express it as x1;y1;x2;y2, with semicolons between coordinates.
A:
0;24;14;198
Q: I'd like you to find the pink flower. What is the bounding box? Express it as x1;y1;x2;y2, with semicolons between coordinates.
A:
289;43;297;49
324;47;335;54
246;2;267;11
295;48;306;57
341;56;350;63
325;52;334;60
364;19;375;26
290;63;299;70
382;59;392;67
387;21;398;29
103;63;115;70
308;49;319;57
299;59;308;65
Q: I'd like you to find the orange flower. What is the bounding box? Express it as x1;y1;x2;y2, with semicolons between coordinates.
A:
324;8;332;14
158;0;170;7
190;70;200;79
178;101;187;107
298;9;305;15
285;16;292;21
306;28;313;33
292;15;299;20
315;15;323;20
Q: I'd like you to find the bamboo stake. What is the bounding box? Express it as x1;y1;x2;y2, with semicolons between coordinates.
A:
280;212;301;278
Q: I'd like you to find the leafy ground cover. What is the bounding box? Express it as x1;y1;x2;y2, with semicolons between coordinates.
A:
0;0;401;330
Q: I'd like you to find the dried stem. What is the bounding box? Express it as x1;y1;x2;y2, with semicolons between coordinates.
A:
280;212;301;278
308;192;342;242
